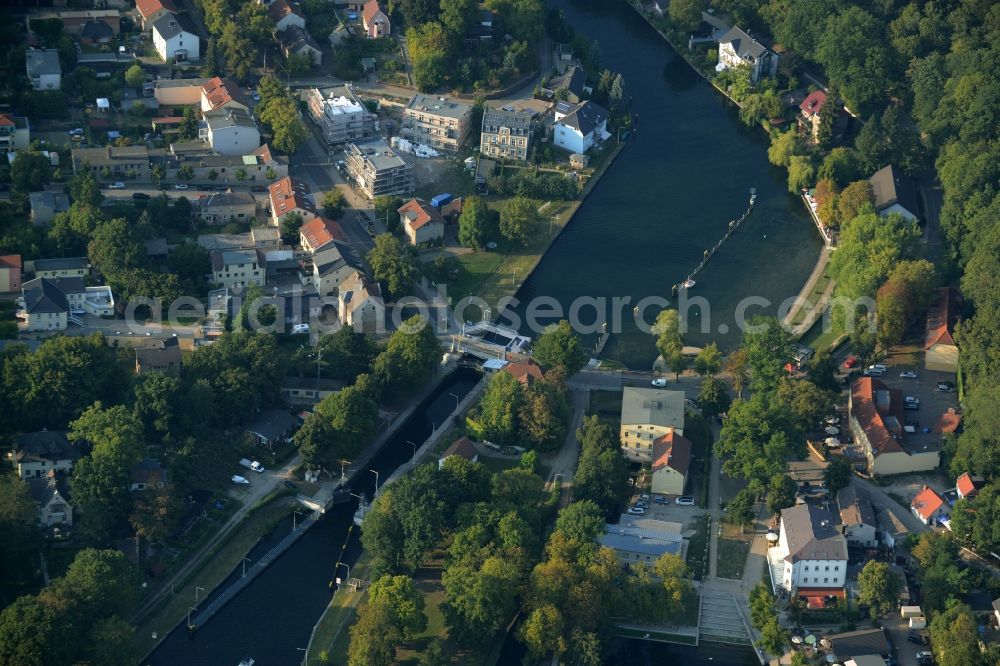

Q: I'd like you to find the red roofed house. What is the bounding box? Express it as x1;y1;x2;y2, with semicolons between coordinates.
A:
503;360;543;387
136;0;178;30
398;198;444;246
439;436;478;469
911;486;948;525
650;431;692;496
955;472;985;500
849;377;939;476
937;407;962;436
268;0;306;32
269;176;318;228
925;287;961;373
200;77;250;114
362;0;391;38
798;90;827;141
299;217;346;253
0;113;30;151
0;255;22;294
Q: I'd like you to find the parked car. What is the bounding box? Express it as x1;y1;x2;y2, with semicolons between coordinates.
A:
863;367;885;377
132;192;150;200
905;396;920;410
108;182;126;189
639;493;650;501
936;381;956;392
231;475;250;485
869;364;888;372
283;480;297;491
292;323;310;334
685;398;700;409
174;183;188;190
635;501;649;509
843;355;858;369
627;506;645;515
651;378;667;387
907;632;928;645
916;651;934;665
250;185;266;192
68;128;84;136
653;496;667;504
900;370;918;379
215;185;228;192
675;496;695;506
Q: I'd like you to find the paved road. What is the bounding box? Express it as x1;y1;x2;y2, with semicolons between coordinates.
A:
543;389;587;499
131;453;302;624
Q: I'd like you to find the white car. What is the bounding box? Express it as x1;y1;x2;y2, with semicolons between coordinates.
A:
899;370;918;379
174;183;189;190
109;182;126;189
292;323;310;334
627;506;646;515
675;496;696;506
231;475;250;485
651;378;668;387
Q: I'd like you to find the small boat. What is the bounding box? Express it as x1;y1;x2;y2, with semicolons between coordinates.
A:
681;278;696;289
238;659;255;666
353;493;369;527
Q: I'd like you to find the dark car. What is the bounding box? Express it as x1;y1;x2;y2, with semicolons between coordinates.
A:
908;632;929;645
215;185;229;192
283;480;297;491
157;183;168;190
132;192;150;200
250;185;266;192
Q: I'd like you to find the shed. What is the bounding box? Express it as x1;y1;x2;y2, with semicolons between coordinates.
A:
360;57;376;73
96;97;111;111
430;193;453;208
569;153;589;169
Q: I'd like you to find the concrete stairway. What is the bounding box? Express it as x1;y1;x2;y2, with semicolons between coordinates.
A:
699;591;752;645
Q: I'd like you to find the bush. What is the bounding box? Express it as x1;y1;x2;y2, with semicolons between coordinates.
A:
486;170;579;200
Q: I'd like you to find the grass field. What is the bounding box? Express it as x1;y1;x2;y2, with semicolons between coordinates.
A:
306;549;374;666
716;524;752;580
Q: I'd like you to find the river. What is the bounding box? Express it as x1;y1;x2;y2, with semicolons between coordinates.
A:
505;0;821;368
145;368;481;666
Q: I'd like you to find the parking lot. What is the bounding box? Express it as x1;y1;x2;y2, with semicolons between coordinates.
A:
869;358;958;460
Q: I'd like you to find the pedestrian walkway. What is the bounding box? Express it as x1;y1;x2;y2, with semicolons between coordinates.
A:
698;590;751;645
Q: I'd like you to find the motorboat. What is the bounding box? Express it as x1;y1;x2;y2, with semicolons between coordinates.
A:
238;659;255;666
681;278;696;289
353;493;369;527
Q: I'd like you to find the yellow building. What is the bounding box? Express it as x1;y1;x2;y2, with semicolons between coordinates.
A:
619;387;685;463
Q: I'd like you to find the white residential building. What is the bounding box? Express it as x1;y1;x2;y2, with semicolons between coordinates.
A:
553;101;609;154
210;249;265;289
151;13;200;62
771;504;847;596
306;86;377;145
717;26;778;83
25;50;62;91
200;108;260;156
619;387;685;463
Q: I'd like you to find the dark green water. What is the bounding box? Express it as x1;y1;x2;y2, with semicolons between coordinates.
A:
504;0;821;369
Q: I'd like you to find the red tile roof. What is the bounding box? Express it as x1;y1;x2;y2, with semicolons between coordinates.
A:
504;360;543;386
0;255;22;270
268;0;304;23
911;486;945;521
956;472;984;498
0;114;15;127
925;287;961;349
363;0;386;24
269;176;315;217
651;431;692;476
800;90;827;117
136;0;177;20
441;436;477;462
300;217;345;251
851;377;905;457
397;198;444;231
936;407;962;434
201;77;248;111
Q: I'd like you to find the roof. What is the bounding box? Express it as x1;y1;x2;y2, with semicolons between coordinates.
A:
851;377;906;457
27;475;71;507
246;409;298;441
339;271;382;313
827;628;890;659
406;94;472;120
210;249;261;271
31;256;88;273
800;90;827;117
0;255;22;271
503;360;543;386
558;100;609;136
869;164;919;217
600;523;683;557
29;191;70;215
204;107;257;131
136;0;178;20
845;656;887;666
956;472;984;497
300;216;346;250
786;459;828;484
278;24;321;53
25;49;61;77
268;0;305;23
81;20;114;40
131;458;168;486
550;65;586;97
312;241;359;277
719;26;769;60
911;486;945;521
21;277;69;314
281;376;346;391
251;227;281;243
269;176;315;216
201;191;255;208
837;486;875;528
651;432;692;476
877;507;907;538
924;287;961;350
0;114;14;127
482;108;533;135
201;77;249;111
441;436;478;462
151;12;199;40
398;198;445;231
620;387;684;429
779;503;847;563
12;431;81;464
963;589;994;613
937;407;962;435
135;344;182;370
363;0;387;23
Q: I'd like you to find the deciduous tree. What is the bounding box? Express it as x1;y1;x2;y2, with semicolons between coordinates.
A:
368;233;417;297
499;195;538;246
857;560;902;618
532;320;587;375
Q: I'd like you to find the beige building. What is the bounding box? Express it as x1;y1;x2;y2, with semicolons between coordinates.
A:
210;249;265;289
153;77;209;106
849;377;940;476
480;107;533;161
306;242;359;295
619;388;685;463
71;145;152;181
196;191;257;225
29;257;88;279
398;198;445;246
344;141;413;199
338;270;384;333
924;287;960;373
649;432;691;496
9;431;81;479
401;95;472;152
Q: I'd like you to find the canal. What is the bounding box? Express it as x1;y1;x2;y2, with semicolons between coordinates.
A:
505;0;822;368
145;368;481;666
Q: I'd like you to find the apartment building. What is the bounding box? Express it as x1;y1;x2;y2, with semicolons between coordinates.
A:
401;94;472;152
480;107;533;162
344;140;413;199
306;86;377;145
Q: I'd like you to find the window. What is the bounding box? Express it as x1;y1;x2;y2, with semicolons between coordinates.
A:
824;578;829;583
804;566;809;571
833;566;839;571
825;566;829;571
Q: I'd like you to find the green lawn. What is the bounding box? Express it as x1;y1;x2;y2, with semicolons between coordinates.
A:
716;533;752;580
306;550;374;666
685;515;710;581
413;160;475;202
589;390;623;417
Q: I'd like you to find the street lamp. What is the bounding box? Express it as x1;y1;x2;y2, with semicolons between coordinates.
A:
405;440;416;459
338;458;349;482
187;605;198;629
370;469;379;495
194;586;205;603
293;509;303;530
448;392;460;411
336;561;351;585
242;557;251;578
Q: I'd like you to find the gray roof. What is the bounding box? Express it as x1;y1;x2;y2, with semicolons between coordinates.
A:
201;191;256;208
482;108;533;136
348;140;408;171
27;475;71;507
869;164;919;217
780;503;847;563
837;486;876;528
29;191;70;214
620;387;684;429
877;507;907;537
25;49;61;78
151;12;199;40
559;100;608;136
21;277;69;314
211;249;262;271
278;25;321;53
246;409;297;441
600;524;683;558
204;107;258;131
827;628;890;660
81;20;114;40
550;65;586;97
719;26;769;60
13;431;81;464
406;94;472;120
313;241;360;276
31;257;88;273
281;376;346;391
